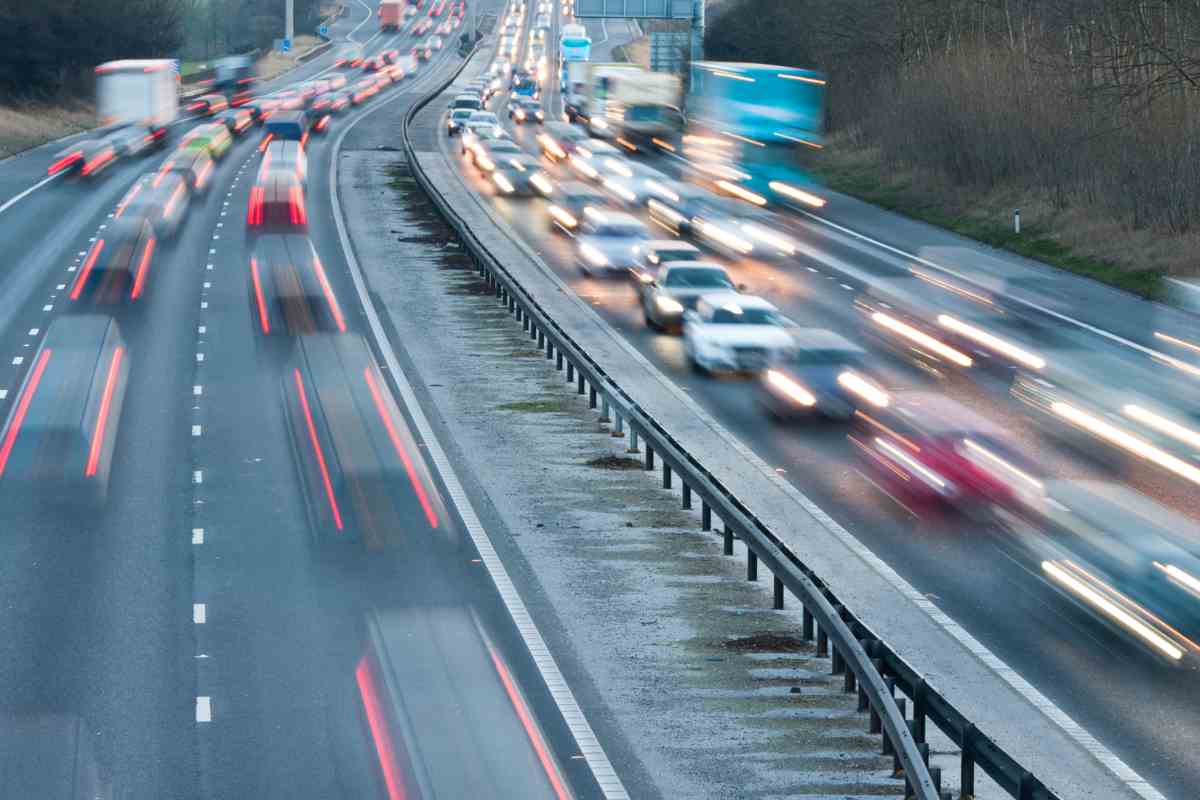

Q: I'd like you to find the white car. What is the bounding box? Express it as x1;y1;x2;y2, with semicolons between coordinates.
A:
574;209;650;276
566;140;624;182
690;197;798;260
683;292;795;373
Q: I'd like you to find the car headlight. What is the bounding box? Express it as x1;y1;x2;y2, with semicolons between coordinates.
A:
515;109;525;120
655;295;684;314
580;243;609;266
766;370;817;406
493;172;515;193
529;173;553;195
535;110;544;120
592;117;608;130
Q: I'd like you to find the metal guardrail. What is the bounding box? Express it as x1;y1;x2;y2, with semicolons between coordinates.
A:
399;44;1063;800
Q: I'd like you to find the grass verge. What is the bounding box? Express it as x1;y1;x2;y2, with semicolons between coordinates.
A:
812;139;1168;299
0;103;95;160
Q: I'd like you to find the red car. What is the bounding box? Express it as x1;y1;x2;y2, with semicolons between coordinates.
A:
850;391;1043;515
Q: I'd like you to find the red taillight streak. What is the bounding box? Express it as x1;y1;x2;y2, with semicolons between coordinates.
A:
85;346;123;477
48;151;81;175
289;186;307;226
301;131;310;148
0;349;52;478
163;182;185;217
72;240;104;300
247;186;264;225
488;648;569;800
250;258;270;333
362;367;438;529
114;182;143;218
355;657;407;800
196;158;214;189
310;256;346;332
130;237;155;299
81;150;110;176
259;133;274;152
188;101;205;112
293;369;343;530
154;161;171;185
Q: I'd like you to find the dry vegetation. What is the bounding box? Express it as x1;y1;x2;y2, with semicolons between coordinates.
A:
255;34;323;82
0;103;95;160
707;0;1200;296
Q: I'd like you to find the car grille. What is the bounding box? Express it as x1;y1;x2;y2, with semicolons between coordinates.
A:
733;346;768;369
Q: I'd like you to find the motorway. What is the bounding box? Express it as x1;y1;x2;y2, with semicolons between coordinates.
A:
424;5;1200;798
0;2;619;798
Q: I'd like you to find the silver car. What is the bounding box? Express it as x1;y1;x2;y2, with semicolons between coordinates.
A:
639;261;737;331
574;210;650;277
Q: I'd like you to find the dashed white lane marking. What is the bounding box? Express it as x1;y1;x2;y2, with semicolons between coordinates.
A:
11;357;22;366
193;470;203;484
0;390;7;400
194;385;203;396
0;173;60;217
841;283;854;291
192;425;202;437
198;325;206;334
212;234;219;240
192;527;204;544
27;329;37;336
195;697;212;723
42;305;52;312
209;249;216;255
806;266;818;272
55;284;64;290
193;604;207;624
200;301;208;309
195;353;205;362
203;282;211;289
67;266;76;272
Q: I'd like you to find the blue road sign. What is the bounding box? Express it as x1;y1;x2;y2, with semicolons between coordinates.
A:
281;37;292;52
318;24;329;36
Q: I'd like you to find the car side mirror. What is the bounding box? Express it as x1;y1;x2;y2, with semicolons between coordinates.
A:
736;283;748;292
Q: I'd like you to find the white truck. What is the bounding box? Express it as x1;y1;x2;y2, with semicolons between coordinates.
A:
95;59;178;145
606;70;683;150
565;62;641;137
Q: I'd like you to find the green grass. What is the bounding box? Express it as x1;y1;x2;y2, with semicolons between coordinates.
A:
497;399;566;413
813;154;1165;300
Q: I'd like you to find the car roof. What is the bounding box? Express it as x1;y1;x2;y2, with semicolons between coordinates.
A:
697;292;775;312
481;139;521;151
887;391;1003;436
645;239;699;252
586;210;643;226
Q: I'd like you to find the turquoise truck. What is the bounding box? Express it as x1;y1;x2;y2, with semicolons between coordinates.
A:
685;61;828;207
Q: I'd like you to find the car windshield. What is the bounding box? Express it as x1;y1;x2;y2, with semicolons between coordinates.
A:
663;268;731;288
452;110;473;120
710;307;779;325
594;223;645;238
789;348;861;366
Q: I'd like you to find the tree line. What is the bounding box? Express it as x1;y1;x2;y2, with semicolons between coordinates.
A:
0;0;325;100
706;0;1200;237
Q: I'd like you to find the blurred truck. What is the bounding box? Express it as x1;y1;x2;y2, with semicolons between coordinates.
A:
684;61;827;204
379;0;406;30
564;62;640;137
95;59;178;145
605;69;683;151
212;54;258;106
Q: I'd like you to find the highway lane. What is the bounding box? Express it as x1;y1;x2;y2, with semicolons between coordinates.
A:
0;4;615;797
423;11;1200;797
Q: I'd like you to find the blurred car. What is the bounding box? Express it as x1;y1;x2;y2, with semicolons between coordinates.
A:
283;334;448;548
566;140;623;182
335;44;365;68
413;42;433;61
0;315;129;507
179;122;233;160
545;181;606;234
428;35;444;51
632;240;703;274
160;149;215;194
249;234;346;336
239;99;274;125
352;78;380;104
215;108;255;135
188;93;228;116
854;277;978;377
381;48;401;64
638;261;735;331
446;108;474;136
465;138;523;173
537;122;590;161
105;125;160;158
574;209;650;276
509;97;544;124
70;217;158;303
490;56;512;76
690;196;797;259
997;480;1200;665
247;172;308;234
113;171;190;238
448;93;484;113
758;330;888;420
851;391;1041;514
460;121;507;154
490;154;554;197
683;292;794;373
259;140;308;185
260;110;310;150
412;16;433;35
327;91;353;114
646;180;720;234
327;74;348;91
385;63;407;82
47;139;116;178
363;55;388;73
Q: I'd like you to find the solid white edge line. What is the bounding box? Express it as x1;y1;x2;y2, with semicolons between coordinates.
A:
329;45;632;800
195;696;212;722
429;85;1167;800
0;173;62;218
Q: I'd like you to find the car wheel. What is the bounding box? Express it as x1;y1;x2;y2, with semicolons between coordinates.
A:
643;304;661;331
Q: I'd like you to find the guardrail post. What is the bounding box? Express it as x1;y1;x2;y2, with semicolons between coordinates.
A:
566;362;574;382
701;502;711;531
723;524;733;555
589;386;597;409
912;679;926;743
1018;771;1035;800
577;373;585;395
817;626;828;658
545;339;553;360
600;395;610;422
614;414;624;435
831;644;844;675
747;549;757;580
681;482;691;509
662;463;672;489
802;607;814;641
628;428;639;453
773;576;784;609
531;323;539;341
960;723;976;799
556;350;564;370
644;446;655;471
